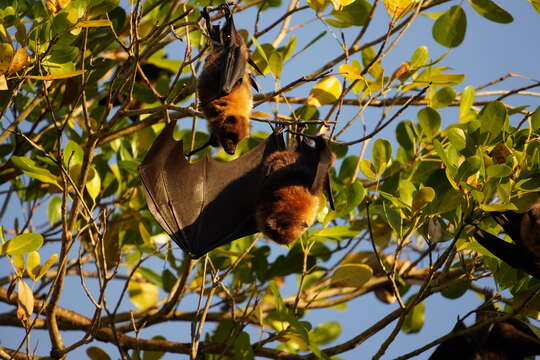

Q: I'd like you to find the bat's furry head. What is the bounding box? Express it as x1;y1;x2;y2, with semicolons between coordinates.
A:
256;185;319;245
256;150;321;245
208;112;249;155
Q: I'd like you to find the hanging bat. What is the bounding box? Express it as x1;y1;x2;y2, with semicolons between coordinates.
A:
256;136;335;245
474;198;540;279
429;309;540;359
138;123;334;258
195;4;260;155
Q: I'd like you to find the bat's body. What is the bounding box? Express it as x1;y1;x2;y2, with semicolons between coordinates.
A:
256;137;334;245
139;123;334;258
474;198;540;279
429;313;540;360
197;5;253;155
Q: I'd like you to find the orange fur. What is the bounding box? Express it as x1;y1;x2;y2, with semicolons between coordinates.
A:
203;77;252;154
257;186;319;245
256;150;322;245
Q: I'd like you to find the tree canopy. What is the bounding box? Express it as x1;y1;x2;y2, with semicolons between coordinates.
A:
1;0;540;359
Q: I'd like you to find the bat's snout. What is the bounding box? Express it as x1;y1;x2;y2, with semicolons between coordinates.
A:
222;140;238;155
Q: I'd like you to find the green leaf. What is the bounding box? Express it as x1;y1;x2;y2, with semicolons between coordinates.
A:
143;336;166;360
447;127;467;151
47;196;62;225
325;0;371;28
338;156;358;183
402;299;425;333
233;331;254;360
456;155;481;183
86;347;112;360
11;156;60;187
331;264;372;287
430;86;456;109
412;187;436;212
486;164;512;178
63;140;84;167
27;251;41;281
441;276;470;299
459;85;475;121
531;105;540;131
372;138;392;176
410;46;429;69
516;175;540;192
138;267;163;288
418;107;441;140
396;120;417;151
479;101;507;144
1;233;44;256
468;0;513;24
432;5;467;48
311;225;360;241
359;159;378;180
310;322;342;346
269;51;283;78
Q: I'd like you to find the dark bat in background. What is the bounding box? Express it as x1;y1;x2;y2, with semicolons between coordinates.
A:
139;122;334;258
195;4;259;155
429;309;540;360
256;136;334;245
474;198;540;279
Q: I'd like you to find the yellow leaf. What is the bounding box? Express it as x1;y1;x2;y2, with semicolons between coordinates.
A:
339;63;364;80
329;0;355;11
384;0;419;18
24;70;85;80
0;74;7;90
307;0;329;12
27;251;41;281
307;76;342;107
412;187;436;212
0;43;14;72
331;264;373;288
128;279;158;310
37;253;58;281
85;168;101;200
75;20;113;28
13;254;25;276
16;279;34;321
8;48;29;75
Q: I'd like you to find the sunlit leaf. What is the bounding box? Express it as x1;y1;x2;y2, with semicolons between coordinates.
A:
418;107;441;140
402;299;424;333
1;233;44;256
128;280;159;309
412;187;435;212
0;43;13;72
468;0;513;24
432;6;467;48
307;76;342;107
16;279;34;321
331;264;372;287
7;48;29;75
36;254;58;281
27;251;40;281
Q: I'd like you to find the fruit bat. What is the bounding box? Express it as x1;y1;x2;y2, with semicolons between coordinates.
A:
196;4;259;155
256;136;335;245
429;310;540;360
474;198;540;279
138;122;334;258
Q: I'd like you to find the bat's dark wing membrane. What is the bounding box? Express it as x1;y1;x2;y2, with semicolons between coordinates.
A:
291;136;335;209
474;229;540;279
220;41;246;94
139;122;283;258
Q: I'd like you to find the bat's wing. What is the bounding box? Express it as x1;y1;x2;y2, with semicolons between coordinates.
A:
292;136;335;209
474;229;540;279
139;122;283;258
220;41;247;94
